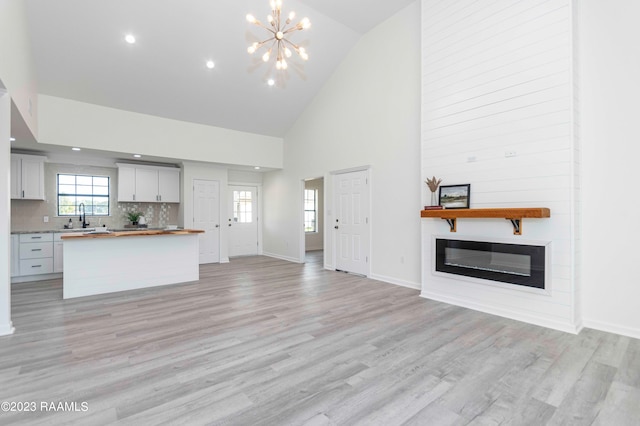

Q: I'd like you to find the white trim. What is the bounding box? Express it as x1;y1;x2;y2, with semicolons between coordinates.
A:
0;323;15;336
370;273;421;290
263;252;303;264
329;165;371;175
12;272;63;284
583;319;640;340
420;290;581;335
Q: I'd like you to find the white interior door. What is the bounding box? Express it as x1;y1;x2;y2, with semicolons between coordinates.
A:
228;185;258;257
193;179;220;264
334;170;370;275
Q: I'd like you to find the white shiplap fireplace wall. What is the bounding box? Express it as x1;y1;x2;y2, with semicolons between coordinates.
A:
420;0;580;333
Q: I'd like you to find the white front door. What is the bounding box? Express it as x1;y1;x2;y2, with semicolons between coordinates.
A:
334;170;370;276
228;185;258;257
193;179;220;264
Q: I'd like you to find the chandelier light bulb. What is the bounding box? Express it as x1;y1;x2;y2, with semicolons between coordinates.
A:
246;0;311;73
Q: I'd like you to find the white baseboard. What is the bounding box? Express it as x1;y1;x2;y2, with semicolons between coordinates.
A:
12;272;62;284
0;322;15;336
420;290;581;335
370;273;421;290
582;319;640;340
263;252;303;264
220;258;230;264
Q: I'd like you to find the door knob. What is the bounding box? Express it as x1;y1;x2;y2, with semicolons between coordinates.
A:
334;225;339;229
215;224;219;228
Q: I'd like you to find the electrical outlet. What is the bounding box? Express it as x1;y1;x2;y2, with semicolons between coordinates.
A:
43;216;49;223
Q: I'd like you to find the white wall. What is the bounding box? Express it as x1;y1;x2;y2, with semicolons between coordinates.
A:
0;0;38;138
37;95;283;169
0;89;14;335
263;1;422;287
181;161;229;262
581;0;640;339
421;0;580;333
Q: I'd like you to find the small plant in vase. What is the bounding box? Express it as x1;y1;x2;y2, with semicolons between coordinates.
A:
126;211;143;226
425;176;442;207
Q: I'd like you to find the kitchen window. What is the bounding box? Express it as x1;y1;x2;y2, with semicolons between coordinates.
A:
304;189;317;233
57;174;110;216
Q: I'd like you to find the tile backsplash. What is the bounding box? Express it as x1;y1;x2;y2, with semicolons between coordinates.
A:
11;162;179;231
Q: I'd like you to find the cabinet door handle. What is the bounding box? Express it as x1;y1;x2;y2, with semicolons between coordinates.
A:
31;236;42;239
22;190;24;198
133;194;136;201
31;248;42;252
32;265;42;268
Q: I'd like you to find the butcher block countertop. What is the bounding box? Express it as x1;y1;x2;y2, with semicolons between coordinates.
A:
60;229;204;239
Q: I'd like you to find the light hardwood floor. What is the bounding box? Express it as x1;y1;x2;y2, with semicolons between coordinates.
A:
1;252;639;425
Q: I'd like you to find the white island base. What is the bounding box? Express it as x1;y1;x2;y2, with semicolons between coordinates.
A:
63;232;201;299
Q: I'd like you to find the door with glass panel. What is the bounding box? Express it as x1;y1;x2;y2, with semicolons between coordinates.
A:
228;186;258;257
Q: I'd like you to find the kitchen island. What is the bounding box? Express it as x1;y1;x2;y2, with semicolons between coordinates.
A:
61;229;204;299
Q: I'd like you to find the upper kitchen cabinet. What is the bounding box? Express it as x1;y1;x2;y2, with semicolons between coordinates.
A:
11;154;46;200
116;163;180;203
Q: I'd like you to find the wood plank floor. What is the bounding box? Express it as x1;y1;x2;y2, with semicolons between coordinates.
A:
1;252;639;425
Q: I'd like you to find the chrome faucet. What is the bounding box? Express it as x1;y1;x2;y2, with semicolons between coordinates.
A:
78;203;90;228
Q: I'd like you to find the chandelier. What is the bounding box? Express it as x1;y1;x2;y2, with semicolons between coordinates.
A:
246;0;311;71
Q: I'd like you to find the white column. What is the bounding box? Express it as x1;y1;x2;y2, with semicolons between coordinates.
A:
0;88;14;335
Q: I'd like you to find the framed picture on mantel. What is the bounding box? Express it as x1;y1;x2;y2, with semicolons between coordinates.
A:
439;184;470;209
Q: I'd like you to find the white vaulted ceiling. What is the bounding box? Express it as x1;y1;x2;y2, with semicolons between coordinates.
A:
24;0;416;138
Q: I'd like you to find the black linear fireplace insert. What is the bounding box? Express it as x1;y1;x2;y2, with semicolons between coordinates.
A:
435;238;546;289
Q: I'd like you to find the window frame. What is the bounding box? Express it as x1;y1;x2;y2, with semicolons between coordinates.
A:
57;173;110;217
304;188;318;233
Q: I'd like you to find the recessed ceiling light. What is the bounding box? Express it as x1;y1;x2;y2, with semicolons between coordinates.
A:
9;137;15;142
254;166;261;170
206;60;215;69
267;79;275;86
71;147;81;151
125;34;136;44
133;154;142;158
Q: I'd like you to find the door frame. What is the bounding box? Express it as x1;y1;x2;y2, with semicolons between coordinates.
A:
228;183;263;256
192;178;221;264
328;166;372;277
300;176;325;263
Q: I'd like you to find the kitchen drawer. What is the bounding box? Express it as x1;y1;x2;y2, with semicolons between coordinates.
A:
19;233;53;243
19;242;54;259
20;257;54;276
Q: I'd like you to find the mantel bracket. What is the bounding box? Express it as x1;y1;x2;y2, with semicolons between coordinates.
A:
444;218;457;232
508;218;522;235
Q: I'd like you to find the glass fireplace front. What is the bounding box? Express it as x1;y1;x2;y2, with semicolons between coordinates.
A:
435;239;546;289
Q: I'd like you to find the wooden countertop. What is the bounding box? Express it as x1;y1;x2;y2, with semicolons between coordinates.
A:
60;229;204;239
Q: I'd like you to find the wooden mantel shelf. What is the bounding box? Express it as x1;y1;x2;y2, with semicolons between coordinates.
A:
421;208;550;235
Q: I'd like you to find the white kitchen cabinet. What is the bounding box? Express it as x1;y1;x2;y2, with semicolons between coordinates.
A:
54;233;64;273
18;233;54;276
11;235;19;277
135;168;160;202
117;164;136;202
116;163;180;203
157;168;180;202
11;154;46;200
